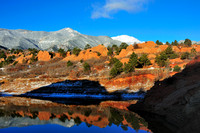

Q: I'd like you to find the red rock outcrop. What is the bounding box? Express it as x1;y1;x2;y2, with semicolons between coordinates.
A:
15;54;33;64
63;49;100;62
37;51;51;61
90;44;108;56
101;74;156;92
137;41;157;49
38;111;51;120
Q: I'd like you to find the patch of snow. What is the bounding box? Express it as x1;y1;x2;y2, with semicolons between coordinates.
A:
112;35;143;45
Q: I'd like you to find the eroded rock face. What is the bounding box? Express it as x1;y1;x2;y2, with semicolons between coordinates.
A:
15;54;33;64
37;51;51;61
129;56;200;133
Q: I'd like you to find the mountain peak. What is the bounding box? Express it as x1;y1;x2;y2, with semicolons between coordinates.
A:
59;27;80;34
112;35;142;45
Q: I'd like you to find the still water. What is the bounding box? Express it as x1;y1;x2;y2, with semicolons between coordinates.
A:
0;97;151;133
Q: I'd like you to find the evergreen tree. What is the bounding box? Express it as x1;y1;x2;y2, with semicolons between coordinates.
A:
173;65;181;72
184;39;192;47
72;47;81;56
110;60;123;77
156;40;163;45
166;41;170;45
58;48;66;57
123;52;138;73
107;46;113;56
171;40;178;46
163;46;178;59
181;52;190;60
83;62;91;72
119;43;128;50
0;50;7;59
84;44;92;50
191;48;197;57
67;61;73;67
155;53;168;67
138;54;152;67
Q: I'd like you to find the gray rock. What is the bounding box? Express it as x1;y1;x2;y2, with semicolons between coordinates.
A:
0;28;121;51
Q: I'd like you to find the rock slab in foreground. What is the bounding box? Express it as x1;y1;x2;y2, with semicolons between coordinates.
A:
129;56;200;133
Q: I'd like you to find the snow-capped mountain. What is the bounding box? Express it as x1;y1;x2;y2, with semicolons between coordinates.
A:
112;35;142;45
0;28;121;51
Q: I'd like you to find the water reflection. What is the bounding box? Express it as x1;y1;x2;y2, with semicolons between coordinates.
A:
0;97;151;133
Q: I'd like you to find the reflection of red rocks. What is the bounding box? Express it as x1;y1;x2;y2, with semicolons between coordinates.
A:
0;97;150;131
38;112;51;121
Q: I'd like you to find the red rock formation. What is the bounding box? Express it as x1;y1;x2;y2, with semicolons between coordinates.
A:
101;74;156;92
38;111;51;121
90;44;108;56
137;41;157;49
37;51;51;61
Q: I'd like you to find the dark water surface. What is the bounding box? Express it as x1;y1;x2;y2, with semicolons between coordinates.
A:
0;97;151;133
0;80;150;132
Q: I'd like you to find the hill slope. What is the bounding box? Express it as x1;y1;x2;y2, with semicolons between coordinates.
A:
0;28;121;51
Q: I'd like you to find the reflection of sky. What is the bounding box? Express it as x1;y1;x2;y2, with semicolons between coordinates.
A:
0;123;149;133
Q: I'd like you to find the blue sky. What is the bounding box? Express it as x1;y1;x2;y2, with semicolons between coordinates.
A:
0;0;200;42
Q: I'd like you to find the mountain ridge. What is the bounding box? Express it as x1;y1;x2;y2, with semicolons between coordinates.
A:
0;28;122;51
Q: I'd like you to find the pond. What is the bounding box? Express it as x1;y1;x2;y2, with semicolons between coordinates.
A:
0;97;151;133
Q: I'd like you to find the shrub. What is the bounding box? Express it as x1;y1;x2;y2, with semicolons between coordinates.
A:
191;48;197;57
173;65;181;72
171;40;178;46
184;39;192;47
138;54;151;67
6;55;15;64
72;47;81;56
10;49;23;54
83;62;91;72
0;55;16;67
166;41;170;45
123;52;138;73
163;46;178;59
67;61;73;67
155;53;168;67
28;48;39;55
123;63;135;73
112;45;120;55
107;46;113;56
109;58;120;66
110;60;123;78
84;44;92;50
119;43;128;50
30;55;38;63
97;52;101;56
129;52;138;67
156;40;163;45
58;48;66;57
0;50;6;59
181;52;190;60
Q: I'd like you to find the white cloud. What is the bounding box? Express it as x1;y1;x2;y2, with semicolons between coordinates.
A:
91;0;150;19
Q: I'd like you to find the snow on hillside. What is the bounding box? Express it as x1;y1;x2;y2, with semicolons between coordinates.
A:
112;35;143;45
